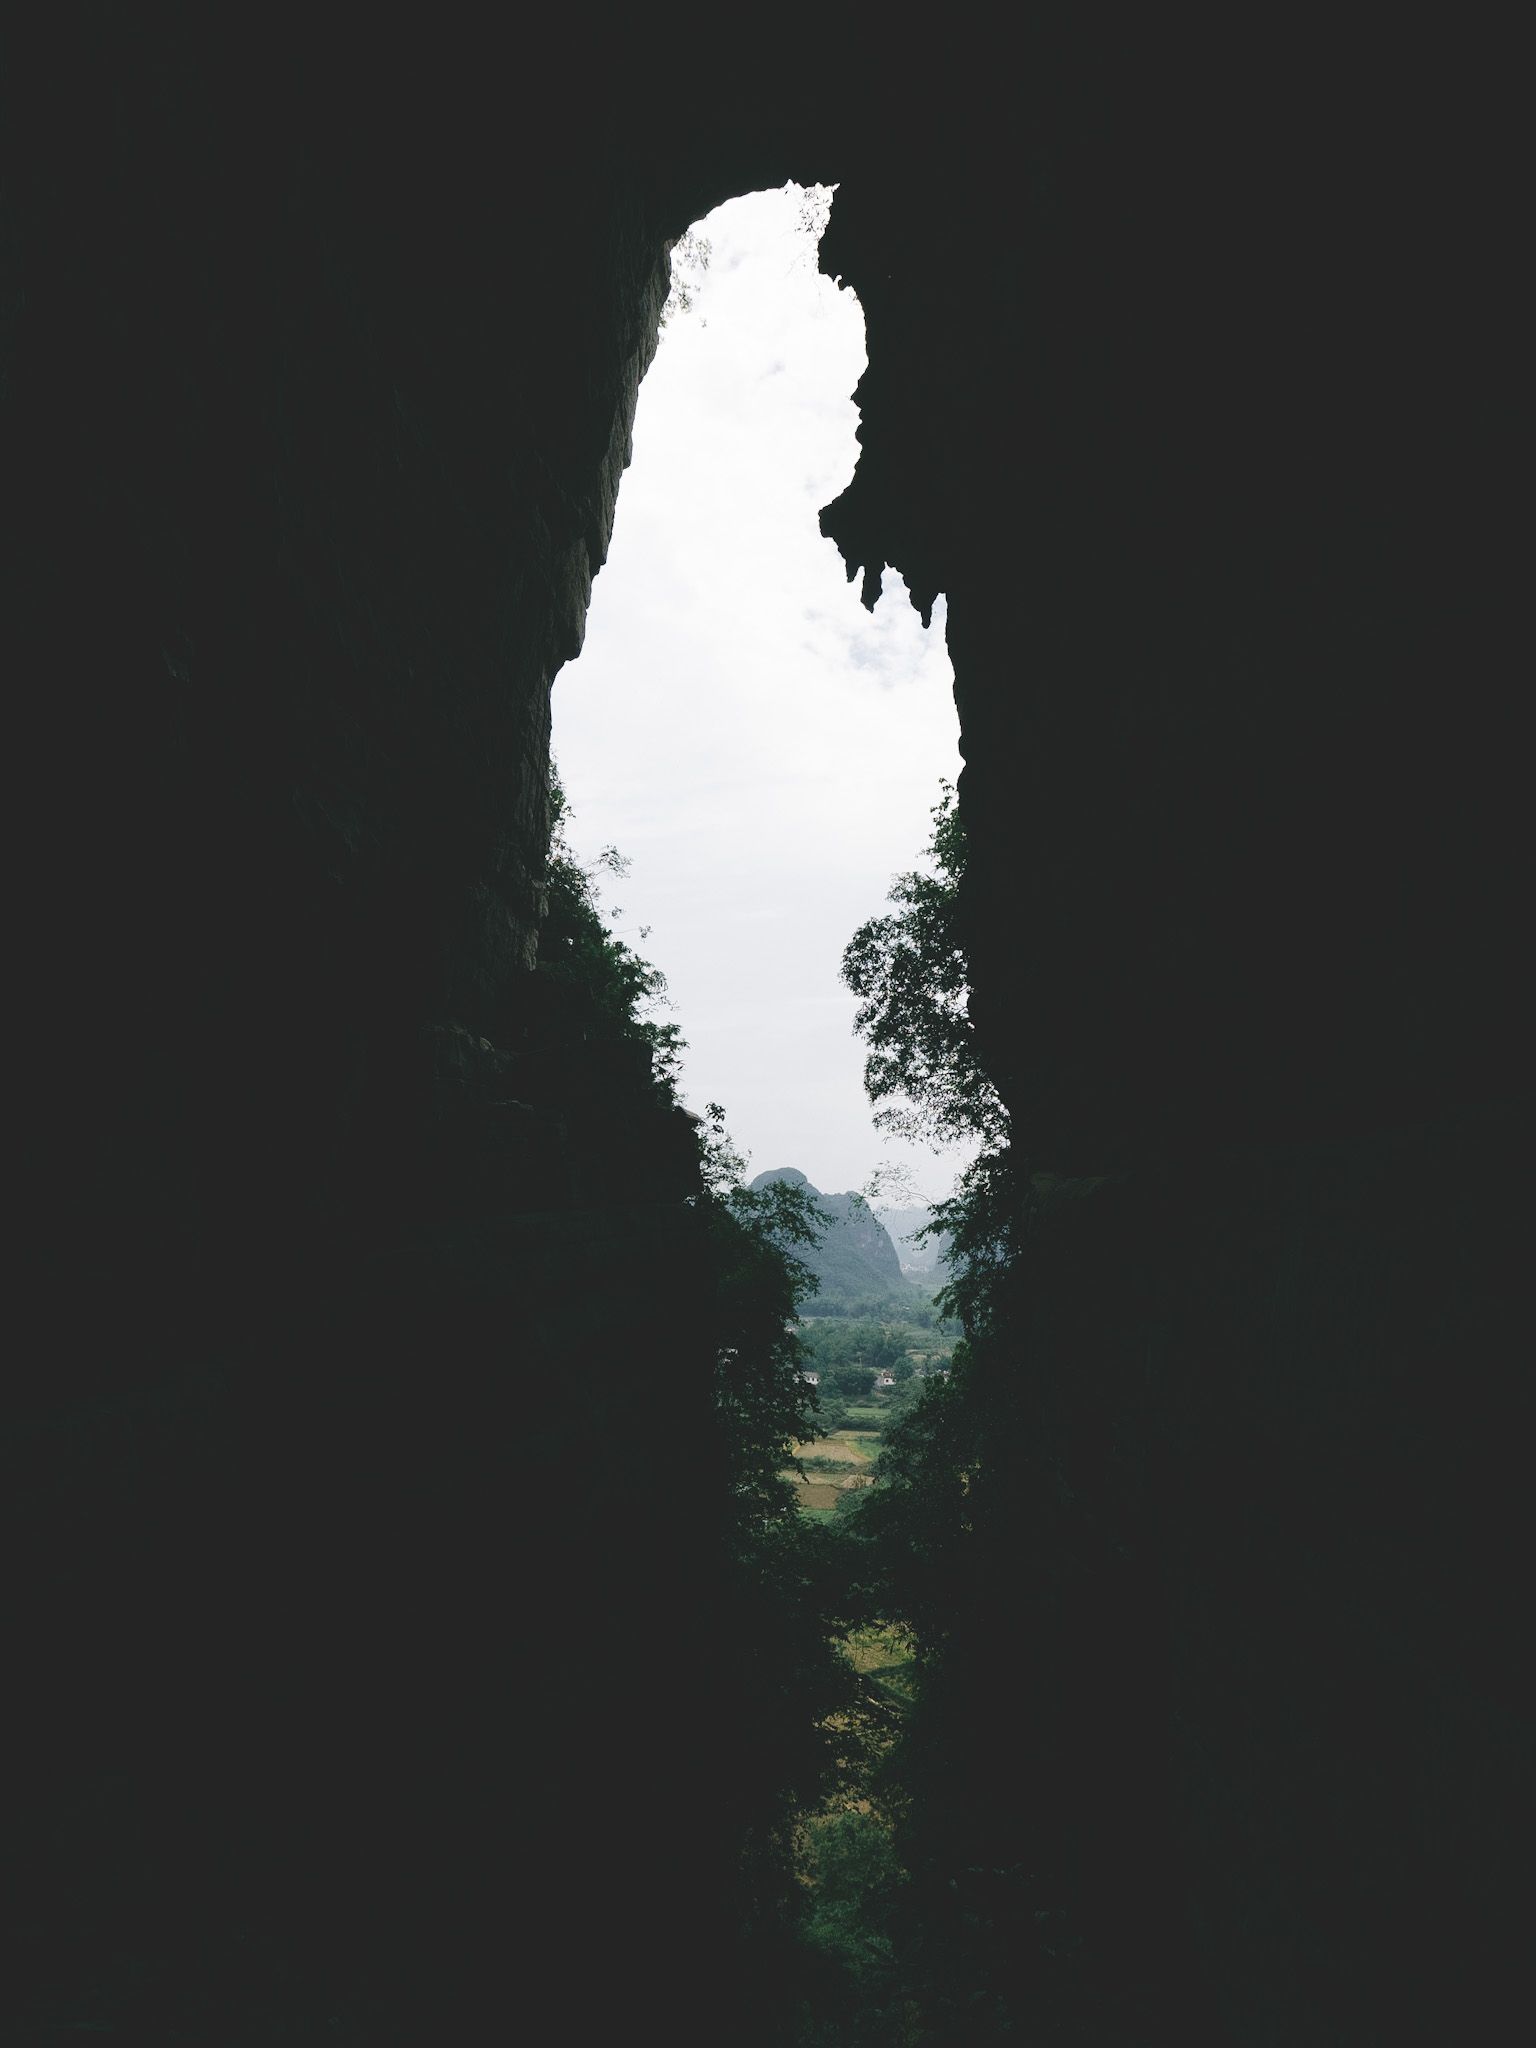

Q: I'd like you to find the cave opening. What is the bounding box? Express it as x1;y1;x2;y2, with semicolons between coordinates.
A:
552;182;970;1205
6;21;1529;2044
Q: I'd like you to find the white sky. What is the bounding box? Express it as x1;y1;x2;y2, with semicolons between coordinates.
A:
551;185;973;1201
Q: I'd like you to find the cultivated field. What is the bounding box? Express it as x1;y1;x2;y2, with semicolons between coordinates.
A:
786;1427;878;1518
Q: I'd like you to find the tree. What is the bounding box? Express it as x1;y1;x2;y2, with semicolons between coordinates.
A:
694;1100;830;1521
838;786;1147;2037
840;781;1006;1152
839;781;1023;1350
830;1363;877;1402
536;777;899;2036
541;767;684;1091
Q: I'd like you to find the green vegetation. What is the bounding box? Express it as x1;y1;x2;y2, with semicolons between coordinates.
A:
541;772;886;2030
542;778;686;1098
540;764;1041;2040
765;778;1038;2041
840;780;1005;1152
796;1318;955;1431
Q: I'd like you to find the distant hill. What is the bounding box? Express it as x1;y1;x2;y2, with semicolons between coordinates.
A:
748;1168;919;1314
875;1205;954;1279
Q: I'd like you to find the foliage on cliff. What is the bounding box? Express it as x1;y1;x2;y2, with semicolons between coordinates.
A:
539;775;879;2027
541;772;685;1097
806;785;1058;2040
841;781;1005;1152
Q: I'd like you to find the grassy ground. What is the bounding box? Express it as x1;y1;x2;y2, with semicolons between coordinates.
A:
791;1429;876;1463
843;1622;917;1706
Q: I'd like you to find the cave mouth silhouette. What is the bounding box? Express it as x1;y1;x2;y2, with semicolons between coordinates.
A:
4;17;1529;2044
551;181;966;1202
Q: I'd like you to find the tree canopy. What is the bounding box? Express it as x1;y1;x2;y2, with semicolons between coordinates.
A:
840;780;1006;1153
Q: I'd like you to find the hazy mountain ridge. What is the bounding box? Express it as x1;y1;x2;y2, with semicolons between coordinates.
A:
748;1167;917;1312
875;1205;953;1278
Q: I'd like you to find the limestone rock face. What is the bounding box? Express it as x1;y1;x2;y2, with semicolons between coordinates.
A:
876;1204;951;1277
750;1167;910;1308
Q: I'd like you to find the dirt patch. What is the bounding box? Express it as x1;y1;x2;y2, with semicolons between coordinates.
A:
795;1430;873;1461
793;1480;842;1512
787;1433;881;1514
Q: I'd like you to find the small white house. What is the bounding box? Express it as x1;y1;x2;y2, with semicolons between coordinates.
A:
799;1369;819;1386
874;1370;896;1389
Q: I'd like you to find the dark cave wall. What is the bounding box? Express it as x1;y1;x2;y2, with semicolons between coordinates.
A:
9;24;676;1397
815;23;1532;2038
896;1120;1531;2042
2;19;794;2038
4;10;1531;2041
5;23;829;1407
820;20;1530;1167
